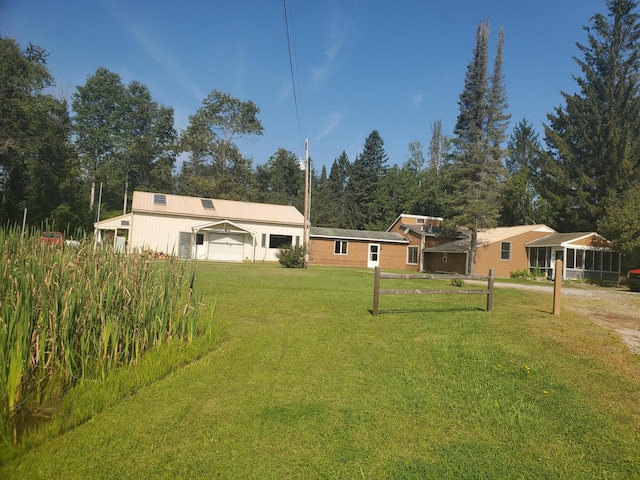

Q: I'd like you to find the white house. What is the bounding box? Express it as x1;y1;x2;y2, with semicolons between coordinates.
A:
94;191;304;262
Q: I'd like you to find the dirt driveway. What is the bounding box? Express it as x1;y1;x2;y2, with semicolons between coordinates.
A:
495;281;640;354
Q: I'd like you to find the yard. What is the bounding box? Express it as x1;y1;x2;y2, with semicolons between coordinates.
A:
2;263;639;479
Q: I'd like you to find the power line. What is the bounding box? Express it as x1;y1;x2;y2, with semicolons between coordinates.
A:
281;0;306;158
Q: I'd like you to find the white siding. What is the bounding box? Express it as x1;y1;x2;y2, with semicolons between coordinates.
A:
128;212;303;262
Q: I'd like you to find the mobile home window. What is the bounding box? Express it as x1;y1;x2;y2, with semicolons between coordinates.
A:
334;240;348;255
261;234;267;247
501;242;511;260
195;233;204;245
269;235;292;249
407;246;418;265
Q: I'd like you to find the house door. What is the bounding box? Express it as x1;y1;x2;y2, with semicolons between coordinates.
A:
368;243;380;269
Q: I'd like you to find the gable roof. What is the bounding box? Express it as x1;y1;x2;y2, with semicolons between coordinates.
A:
526;232;609;248
310;226;409;244
131;191;304;225
425;225;556;253
387;213;444;232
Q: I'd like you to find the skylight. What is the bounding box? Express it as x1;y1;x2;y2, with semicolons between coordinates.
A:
201;199;214;209
153;194;166;205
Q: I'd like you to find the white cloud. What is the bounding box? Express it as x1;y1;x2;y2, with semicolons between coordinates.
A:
311;13;348;89
316;112;344;140
105;2;205;101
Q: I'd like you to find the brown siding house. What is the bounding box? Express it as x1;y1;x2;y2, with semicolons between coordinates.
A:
309;227;410;269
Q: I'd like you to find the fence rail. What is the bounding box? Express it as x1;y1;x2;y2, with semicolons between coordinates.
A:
372;267;495;316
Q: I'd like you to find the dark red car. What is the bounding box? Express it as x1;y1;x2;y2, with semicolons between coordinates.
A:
628;268;640;292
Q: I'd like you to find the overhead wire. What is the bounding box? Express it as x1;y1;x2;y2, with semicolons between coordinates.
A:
281;0;306;159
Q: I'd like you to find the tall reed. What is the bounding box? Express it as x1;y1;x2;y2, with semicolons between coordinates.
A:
0;226;203;442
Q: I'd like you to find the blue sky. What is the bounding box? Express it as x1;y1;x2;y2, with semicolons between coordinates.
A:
1;0;607;172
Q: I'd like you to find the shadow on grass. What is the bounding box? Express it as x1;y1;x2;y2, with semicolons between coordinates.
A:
370;306;485;316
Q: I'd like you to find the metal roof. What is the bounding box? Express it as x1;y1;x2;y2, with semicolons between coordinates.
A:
310;226;409;243
132;191;304;225
526;232;602;247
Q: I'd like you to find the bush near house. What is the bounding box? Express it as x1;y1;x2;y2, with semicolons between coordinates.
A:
276;244;307;268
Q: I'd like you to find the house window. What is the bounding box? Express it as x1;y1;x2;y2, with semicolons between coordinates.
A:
566;248;575;269
195;233;204;245
261;234;267;247
334;240;348;255
407;246;418;265
576;249;585;269
153;194;166;205
269;235;292;249
501;242;511;260
201;199;214;209
416;218;425;224
442;253;448;263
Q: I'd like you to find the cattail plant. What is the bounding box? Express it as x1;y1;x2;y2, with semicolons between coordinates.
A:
0;226;203;442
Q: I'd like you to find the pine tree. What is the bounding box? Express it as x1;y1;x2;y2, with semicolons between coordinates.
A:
326;152;350;227
344;130;388;229
542;0;640;231
501;119;550;225
450;21;509;274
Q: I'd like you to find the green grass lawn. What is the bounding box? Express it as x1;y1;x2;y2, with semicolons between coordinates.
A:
2;263;639;479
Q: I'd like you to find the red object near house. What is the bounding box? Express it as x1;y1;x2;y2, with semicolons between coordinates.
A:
41;231;63;245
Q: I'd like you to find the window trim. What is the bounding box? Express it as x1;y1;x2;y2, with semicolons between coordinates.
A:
500;241;511;261
269;234;293;249
334;240;348;255
407;246;419;265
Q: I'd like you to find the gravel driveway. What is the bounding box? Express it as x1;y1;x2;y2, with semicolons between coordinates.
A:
495;281;640;354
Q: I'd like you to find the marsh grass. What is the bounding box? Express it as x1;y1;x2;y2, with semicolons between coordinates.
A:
1;263;639;478
0;226;210;444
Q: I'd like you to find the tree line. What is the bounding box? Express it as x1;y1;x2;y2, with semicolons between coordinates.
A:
1;0;639;267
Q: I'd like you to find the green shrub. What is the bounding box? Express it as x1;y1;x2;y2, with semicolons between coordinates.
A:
510;268;532;279
450;278;464;287
275;245;307;268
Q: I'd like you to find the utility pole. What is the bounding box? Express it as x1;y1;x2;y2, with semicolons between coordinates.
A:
303;139;311;267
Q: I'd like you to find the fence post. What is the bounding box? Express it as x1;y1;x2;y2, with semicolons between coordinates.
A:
373;266;381;316
486;268;495;312
553;259;562;315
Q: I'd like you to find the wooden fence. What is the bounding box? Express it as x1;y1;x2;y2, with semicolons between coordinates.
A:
372;266;495;316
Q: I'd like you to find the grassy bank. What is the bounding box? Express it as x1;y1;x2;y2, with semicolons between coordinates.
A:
2;263;639;478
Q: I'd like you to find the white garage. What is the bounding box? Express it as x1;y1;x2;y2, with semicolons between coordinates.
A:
94;191;304;263
207;233;245;262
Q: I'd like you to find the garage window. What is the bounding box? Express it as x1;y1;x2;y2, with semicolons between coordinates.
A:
269;235;292;249
195;233;204;245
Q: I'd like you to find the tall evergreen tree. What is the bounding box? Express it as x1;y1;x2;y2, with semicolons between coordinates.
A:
450;21;509;274
344;130;388;229
501;119;551;225
541;0;640;232
325;152;350;228
255;148;304;210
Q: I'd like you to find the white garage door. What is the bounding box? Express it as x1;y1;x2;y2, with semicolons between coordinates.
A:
207;233;244;261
